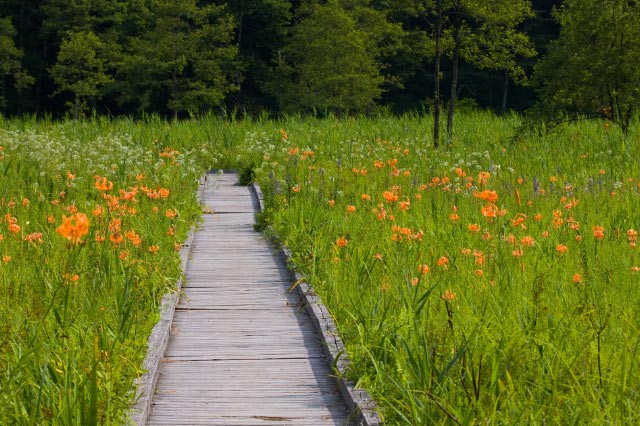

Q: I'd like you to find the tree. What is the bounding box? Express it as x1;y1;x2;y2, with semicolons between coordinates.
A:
0;16;32;111
122;0;238;118
442;0;535;144
467;1;537;110
534;0;640;135
40;0;92;40
218;0;292;111
39;0;125;61
0;0;45;113
274;0;389;114
434;0;442;148
376;0;534;147
39;0;149;115
49;31;112;118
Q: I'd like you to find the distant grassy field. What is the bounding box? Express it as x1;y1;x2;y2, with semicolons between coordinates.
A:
1;112;638;424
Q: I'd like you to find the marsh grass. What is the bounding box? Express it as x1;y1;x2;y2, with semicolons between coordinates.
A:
0;116;211;424
1;111;638;424
249;112;640;424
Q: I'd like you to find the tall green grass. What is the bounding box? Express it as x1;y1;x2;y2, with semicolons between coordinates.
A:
249;113;640;424
1;111;637;424
0;116;210;424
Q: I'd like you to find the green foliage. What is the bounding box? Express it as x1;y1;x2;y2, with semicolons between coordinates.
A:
440;0;536;142
0;16;33;109
238;163;256;185
375;1;435;85
462;0;537;82
0;0;628;123
272;0;387;114
534;0;640;134
49;31;113;119
122;0;239;117
39;0;128;67
220;0;293;110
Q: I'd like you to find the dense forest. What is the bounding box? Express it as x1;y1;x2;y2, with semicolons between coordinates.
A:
0;0;638;130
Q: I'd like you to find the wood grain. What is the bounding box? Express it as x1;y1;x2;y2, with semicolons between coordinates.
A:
145;173;352;426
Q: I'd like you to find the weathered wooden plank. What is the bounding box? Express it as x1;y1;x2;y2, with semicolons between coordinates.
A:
129;177;206;426
250;183;383;426
163;350;327;360
145;172;351;426
175;302;303;310
168;328;317;336
145;418;346;426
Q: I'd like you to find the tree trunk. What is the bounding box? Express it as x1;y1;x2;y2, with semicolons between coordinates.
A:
502;69;509;111
446;25;460;145
236;9;244;97
18;0;25;49
1;75;6;111
433;0;442;150
622;107;631;138
172;69;178;120
237;9;244;48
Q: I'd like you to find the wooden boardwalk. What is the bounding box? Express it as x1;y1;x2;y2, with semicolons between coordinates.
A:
146;173;352;425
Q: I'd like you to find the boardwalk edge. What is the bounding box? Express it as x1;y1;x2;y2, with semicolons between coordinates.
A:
128;176;206;426
251;182;383;426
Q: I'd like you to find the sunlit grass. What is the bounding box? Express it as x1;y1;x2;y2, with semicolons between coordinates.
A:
250;113;640;424
0;117;208;424
1;111;638;424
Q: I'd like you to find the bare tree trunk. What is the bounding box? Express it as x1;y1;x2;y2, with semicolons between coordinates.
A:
1;75;6;111
433;0;442;149
172;69;178;120
446;25;460;145
74;97;80;120
622;107;631;138
235;8;244;102
502;69;509;111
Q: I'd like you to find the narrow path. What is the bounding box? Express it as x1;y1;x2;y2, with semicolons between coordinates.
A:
146;173;351;425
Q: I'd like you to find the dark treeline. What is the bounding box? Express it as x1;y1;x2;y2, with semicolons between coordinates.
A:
0;0;638;135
